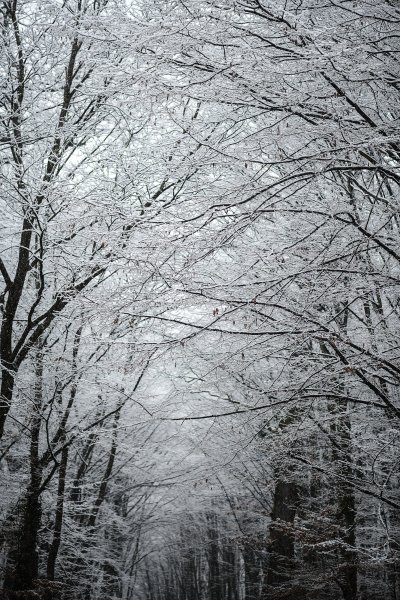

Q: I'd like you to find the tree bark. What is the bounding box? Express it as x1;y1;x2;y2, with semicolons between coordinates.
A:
266;476;299;599
46;443;69;580
4;347;43;590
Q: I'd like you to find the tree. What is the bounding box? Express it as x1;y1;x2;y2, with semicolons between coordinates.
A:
1;0;400;598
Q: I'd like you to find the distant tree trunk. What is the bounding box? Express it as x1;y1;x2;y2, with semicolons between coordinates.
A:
221;543;238;600
266;404;300;599
182;548;200;600
243;545;262;600
208;513;221;600
331;399;357;600
69;431;98;504
324;298;357;600
266;475;299;599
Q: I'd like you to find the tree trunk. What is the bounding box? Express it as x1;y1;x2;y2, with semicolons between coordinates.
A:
47;443;69;580
243;545;262;600
331;401;357;600
208;513;221;600
5;347;43;590
266;477;299;599
0;365;15;442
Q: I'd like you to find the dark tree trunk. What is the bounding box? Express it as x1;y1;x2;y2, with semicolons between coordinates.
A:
331;404;357;600
5;349;43;591
47;443;69;580
87;407;120;527
208;513;221;600
0;366;15;442
243;546;262;600
221;543;238;600
266;477;299;599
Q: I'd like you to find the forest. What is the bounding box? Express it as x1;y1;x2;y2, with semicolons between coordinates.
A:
0;1;399;599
